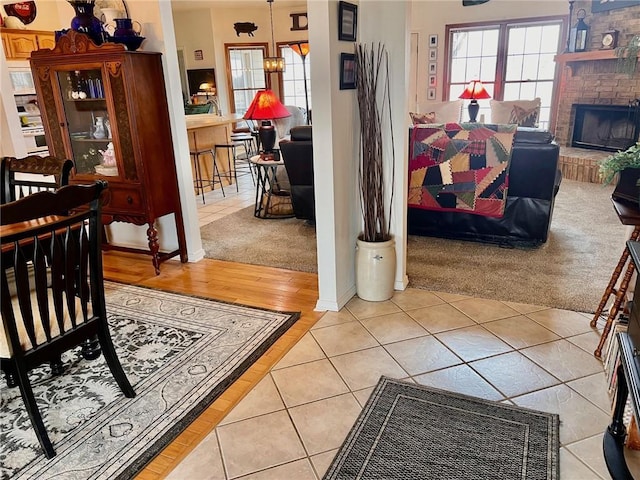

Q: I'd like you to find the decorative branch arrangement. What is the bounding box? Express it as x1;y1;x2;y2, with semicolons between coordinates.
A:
355;43;395;243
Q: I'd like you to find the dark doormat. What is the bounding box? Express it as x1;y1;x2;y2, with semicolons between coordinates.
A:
324;376;559;480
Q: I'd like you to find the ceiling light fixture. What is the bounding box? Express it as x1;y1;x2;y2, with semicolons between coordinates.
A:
263;0;285;73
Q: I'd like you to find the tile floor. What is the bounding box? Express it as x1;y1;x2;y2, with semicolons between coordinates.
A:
195;168;256;228
166;288;640;480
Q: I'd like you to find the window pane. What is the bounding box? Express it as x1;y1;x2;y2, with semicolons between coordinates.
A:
508;28;526;55
505;55;523;81
451;58;467;83
483;29;499;55
503;83;520;100
519;82;536;99
480;56;496;81
521;55;539;80
524;26;543;54
467;31;484;57
466;57;481;81
538;53;556;79
451;31;468;58
540;24;561;52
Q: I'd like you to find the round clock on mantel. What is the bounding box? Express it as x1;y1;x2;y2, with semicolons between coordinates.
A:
601;30;618;50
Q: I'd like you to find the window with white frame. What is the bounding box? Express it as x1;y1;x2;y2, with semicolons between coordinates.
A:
226;44;268;115
279;45;311;115
446;18;564;130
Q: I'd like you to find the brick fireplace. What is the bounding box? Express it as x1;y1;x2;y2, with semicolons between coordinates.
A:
553;1;640;182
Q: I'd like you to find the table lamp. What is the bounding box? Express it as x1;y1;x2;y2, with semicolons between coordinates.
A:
459;80;491;122
243;89;291;153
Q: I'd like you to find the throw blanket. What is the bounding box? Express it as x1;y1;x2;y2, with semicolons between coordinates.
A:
409;123;517;217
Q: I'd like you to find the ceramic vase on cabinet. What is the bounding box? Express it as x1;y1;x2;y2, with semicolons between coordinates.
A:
355;237;396;301
68;1;104;45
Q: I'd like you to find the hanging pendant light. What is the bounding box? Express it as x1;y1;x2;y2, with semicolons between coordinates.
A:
263;0;285;73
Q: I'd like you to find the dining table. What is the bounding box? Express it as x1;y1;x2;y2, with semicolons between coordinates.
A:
185;113;245;195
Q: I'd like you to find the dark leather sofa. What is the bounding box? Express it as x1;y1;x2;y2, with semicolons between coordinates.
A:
279;126;315;222
407;127;562;246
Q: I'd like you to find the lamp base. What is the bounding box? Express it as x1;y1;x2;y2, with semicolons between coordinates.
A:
467;100;480;123
258;121;276;153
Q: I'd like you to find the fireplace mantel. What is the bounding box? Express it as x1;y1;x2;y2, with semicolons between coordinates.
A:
555;50;640;76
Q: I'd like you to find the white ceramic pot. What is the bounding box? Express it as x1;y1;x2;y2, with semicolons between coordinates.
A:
355;237;396;302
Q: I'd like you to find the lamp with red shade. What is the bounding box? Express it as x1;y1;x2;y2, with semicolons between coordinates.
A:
243;89;291;153
458;80;491;123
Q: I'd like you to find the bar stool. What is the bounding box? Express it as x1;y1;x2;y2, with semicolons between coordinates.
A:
214;140;256;192
592;198;640;358
190;147;225;204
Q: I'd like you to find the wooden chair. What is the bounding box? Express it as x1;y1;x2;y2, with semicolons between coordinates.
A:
1;155;77;375
0;181;135;458
1;155;74;204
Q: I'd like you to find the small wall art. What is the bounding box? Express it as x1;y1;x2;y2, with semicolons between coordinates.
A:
429;34;438;48
429;48;437;61
429;62;437;74
340;52;356;89
338;1;357;42
427;88;436;100
429;75;437;87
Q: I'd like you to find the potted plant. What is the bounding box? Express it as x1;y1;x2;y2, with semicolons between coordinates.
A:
598;142;640;204
354;43;396;301
615;35;640;78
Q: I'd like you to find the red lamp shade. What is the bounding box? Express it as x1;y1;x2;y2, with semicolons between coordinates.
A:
458;80;491;100
458;80;490;123
243;90;291;121
243;90;291;153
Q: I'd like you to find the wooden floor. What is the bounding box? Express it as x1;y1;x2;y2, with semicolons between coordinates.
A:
102;251;324;480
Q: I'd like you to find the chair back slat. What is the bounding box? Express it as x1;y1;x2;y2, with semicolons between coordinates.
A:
63;226;78;329
49;231;66;334
13;244;38;349
32;236;52;343
78;226;91;322
1;181;107;355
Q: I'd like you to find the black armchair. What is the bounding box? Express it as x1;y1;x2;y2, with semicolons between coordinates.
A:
279;126;315;222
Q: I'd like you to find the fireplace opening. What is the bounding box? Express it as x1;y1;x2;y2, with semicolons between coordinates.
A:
571;101;640;152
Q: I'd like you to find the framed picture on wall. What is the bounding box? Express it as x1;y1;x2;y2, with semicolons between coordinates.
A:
592;0;638;13
429;75;437;87
429;48;437;61
338;1;357;41
340;53;356;89
427;88;436;100
429;62;437;74
429;34;438;47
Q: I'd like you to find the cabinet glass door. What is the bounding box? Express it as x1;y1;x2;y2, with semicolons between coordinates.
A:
56;68;118;177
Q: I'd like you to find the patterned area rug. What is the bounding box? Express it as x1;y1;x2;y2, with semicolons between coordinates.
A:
409;123;517;217
324;377;559;480
1;282;300;480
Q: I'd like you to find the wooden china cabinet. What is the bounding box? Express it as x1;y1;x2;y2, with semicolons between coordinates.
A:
30;31;187;274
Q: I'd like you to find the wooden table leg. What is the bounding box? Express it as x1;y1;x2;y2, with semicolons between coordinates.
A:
595;260;636;358
592;226;640;328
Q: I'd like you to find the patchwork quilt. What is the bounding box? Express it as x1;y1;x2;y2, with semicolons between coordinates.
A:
408;123;517;218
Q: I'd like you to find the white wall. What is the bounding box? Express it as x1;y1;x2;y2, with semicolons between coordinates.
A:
410;0;568;111
359;0;411;293
173;1;308;113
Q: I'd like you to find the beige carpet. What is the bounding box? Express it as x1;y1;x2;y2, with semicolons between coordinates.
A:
201;179;627;313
